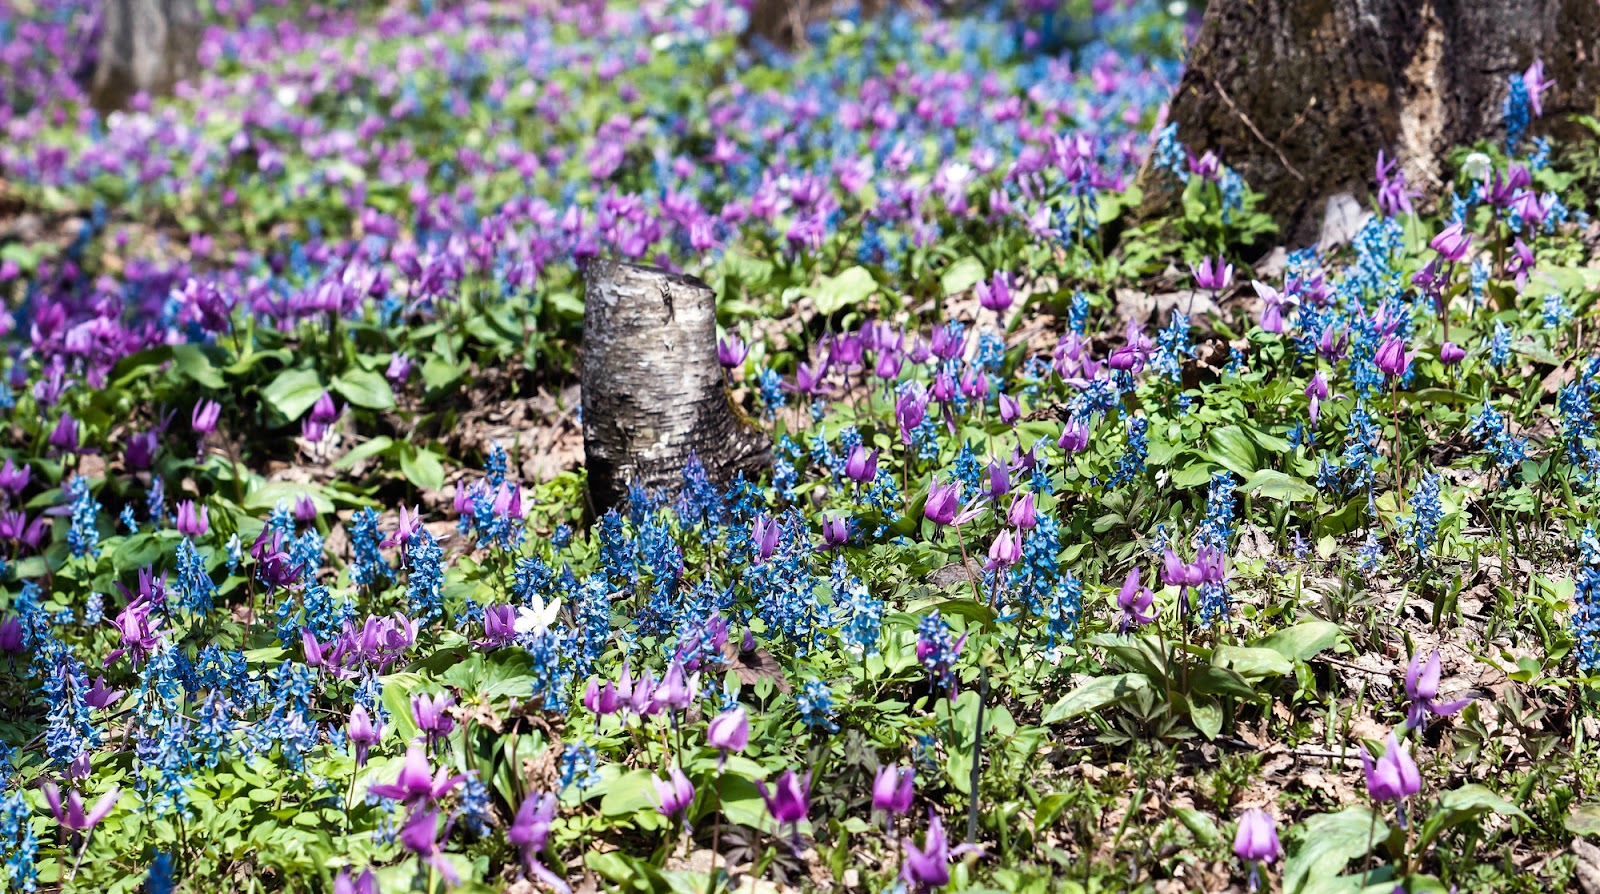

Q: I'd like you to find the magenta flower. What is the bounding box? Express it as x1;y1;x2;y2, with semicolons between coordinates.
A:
386;352;413;384
348;704;382;768
1234;807;1279;890
174;500;208;538
380;505;424;549
1362;732;1421;803
583;678;621;716
1316;326;1349;362
0;459;30;496
334;868;379;894
48;414;80;454
1252;280;1291;334
398;806;459;885
125;430;159;471
707;705;750;762
844;445;879;484
41;782;119;832
751;514;781;561
84;676;123;709
758;769;811;832
1116;567;1156;633
1429;222;1471;263
871;765;915;818
900;811;951;892
1403;650;1473;731
1375;335;1410;379
368;744;465;805
975;272;1013;313
191;399;221;437
651;767;695;818
1190;256;1234;291
717;334;748;368
1439;342;1466;366
896;385;929;444
1007;492;1037;530
1524;58;1553;117
507;793;567;891
820;513;850;550
0;617;22;656
1057;419;1090;453
654;659;696;712
985;527;1021;571
411;692;456;747
1306;372;1330;426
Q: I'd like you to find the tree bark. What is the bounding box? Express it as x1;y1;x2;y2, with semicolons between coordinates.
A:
1159;0;1600;244
84;0;202;114
580;259;770;514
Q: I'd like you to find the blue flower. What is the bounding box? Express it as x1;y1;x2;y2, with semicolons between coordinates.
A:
796;678;839;733
66;475;101;559
348;508;395;588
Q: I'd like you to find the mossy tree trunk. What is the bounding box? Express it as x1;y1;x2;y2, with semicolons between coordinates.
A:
580;259;771;514
1160;0;1600;243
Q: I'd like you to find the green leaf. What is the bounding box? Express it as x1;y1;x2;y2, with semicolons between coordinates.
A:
420;356;469;391
1034;792;1072;833
599;768;662;817
1241;469;1316;504
1190;666;1258;701
244;482;333;514
1205;425;1258;477
1566;803;1600;836
1174;806;1221;846
1041;673;1150;724
940;256;986;297
379;672;427;746
812;266;878;315
1283;807;1388;894
398;445;446;492
1256;621;1343;662
1417;784;1528;851
1189;696;1223;739
261;368;325;422
171;344;227;389
1213;645;1295;681
332;436;396;470
332;369;396;410
1172;461;1219;488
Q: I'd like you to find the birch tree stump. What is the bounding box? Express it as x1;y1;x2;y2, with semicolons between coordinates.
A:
580;259;770;513
1156;0;1600;243
83;0;202;114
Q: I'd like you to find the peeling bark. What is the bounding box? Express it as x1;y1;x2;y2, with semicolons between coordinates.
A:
1158;0;1600;244
84;0;202;114
580;259;771;514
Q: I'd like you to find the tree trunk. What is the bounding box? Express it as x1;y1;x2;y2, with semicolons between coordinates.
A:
580;259;770;514
84;0;202;114
1159;0;1600;244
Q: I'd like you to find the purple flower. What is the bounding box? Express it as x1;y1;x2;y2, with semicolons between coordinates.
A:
191;400;221;437
381;505;424;549
707;706;750;759
1057;420;1090;453
174;500;208;538
41;783;119;832
1253;280;1291;334
1316;326;1349;362
1191;256;1234;291
1362;732;1421;803
900;811;950;892
1007;492;1036;530
1439;342;1466;366
84;676;123;709
844;445;879;484
751;514;781;562
334;869;379;894
49;414;80;454
386;352;413;384
399;806;459;885
1233;807;1279;863
348;704;382;768
1116;567;1156;633
1429;222;1471;263
294;495;319;523
1403;650;1473;731
368;744;465;805
975;272;1013;314
1187;149;1221;182
0;616;22;656
983;459;1010;501
106;600;161;667
985;527;1021;570
0;459;30;496
924;479;982;529
717;335;748;369
1525;58;1553;117
411;692;456;747
820;513;850;550
758;769;811;830
654;659;696;712
125;430;159;471
1306;372;1330;426
1375;335;1410;379
997;392;1020;424
582;678;622;716
896;385;929;445
651;767;695;818
507;793;568;891
871;766;915;817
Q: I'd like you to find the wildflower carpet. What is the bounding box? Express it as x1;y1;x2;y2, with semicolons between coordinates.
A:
0;1;1597;892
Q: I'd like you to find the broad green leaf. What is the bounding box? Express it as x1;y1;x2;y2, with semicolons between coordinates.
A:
171;344;227;389
420;356;469;391
940;256;986;297
1284;807;1388;894
1417;784;1528;851
812;265;878;315
261;368;325;422
332;436;396;470
1566;803;1600;836
1205;425;1258;477
244;482;333;514
1041;673;1150;724
398;445;446;492
1213;645;1294;681
332;369;395;410
379;671;427;746
1174;806;1220;845
1034;792;1072;832
599;768;662;817
1172;461;1219;488
1189;696;1223;739
1256;621;1342;662
1242;469;1316;504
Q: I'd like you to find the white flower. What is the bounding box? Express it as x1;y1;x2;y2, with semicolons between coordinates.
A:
1462;152;1493;182
514;596;561;635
